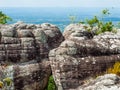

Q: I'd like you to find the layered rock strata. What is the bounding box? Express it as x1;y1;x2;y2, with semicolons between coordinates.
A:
49;24;120;90
78;74;120;90
0;22;64;90
0;22;120;90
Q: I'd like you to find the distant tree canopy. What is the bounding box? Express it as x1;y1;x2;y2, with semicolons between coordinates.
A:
0;11;12;24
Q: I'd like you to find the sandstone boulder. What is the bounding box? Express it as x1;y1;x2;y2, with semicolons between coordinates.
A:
0;22;64;90
49;24;120;90
78;74;120;90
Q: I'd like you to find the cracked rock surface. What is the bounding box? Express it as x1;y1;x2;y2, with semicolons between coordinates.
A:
1;22;120;90
78;74;120;90
49;24;120;90
0;22;64;90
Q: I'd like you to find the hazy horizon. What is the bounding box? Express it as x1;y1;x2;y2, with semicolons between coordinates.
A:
0;0;120;8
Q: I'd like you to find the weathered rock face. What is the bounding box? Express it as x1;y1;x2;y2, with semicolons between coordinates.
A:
78;74;120;90
1;22;120;90
63;24;96;40
0;60;51;90
0;22;64;90
49;24;120;90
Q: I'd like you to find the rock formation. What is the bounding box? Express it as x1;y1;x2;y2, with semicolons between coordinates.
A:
78;74;120;90
49;24;120;90
0;22;120;90
0;22;64;90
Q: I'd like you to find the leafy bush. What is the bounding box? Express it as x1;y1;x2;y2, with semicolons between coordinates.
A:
102;9;110;15
107;62;120;76
45;75;57;90
0;11;12;24
80;9;116;35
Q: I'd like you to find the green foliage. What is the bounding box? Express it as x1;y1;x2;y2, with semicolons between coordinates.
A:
0;11;12;24
0;65;13;90
102;9;110;15
79;20;85;24
86;16;99;28
3;77;12;86
45;75;56;90
96;21;114;35
0;77;12;89
83;9;116;35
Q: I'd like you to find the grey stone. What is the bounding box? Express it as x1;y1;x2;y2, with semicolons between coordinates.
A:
78;74;120;90
17;30;34;37
1;27;17;37
49;24;120;90
0;22;64;90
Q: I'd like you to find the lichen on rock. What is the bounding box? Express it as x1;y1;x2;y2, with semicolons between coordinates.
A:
49;24;120;90
0;22;64;90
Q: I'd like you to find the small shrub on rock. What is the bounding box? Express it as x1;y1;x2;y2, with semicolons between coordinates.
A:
0;11;12;24
107;62;120;76
0;65;13;90
45;75;57;90
81;9;117;35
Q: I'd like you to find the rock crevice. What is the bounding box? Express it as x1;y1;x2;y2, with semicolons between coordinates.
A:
49;24;120;90
0;22;64;90
0;23;120;90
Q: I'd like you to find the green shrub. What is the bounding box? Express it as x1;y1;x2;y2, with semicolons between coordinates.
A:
0;11;12;24
45;75;57;90
86;16;99;28
82;9;116;35
102;9;110;15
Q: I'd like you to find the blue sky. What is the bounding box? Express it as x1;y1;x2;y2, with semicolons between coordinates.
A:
0;0;120;7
